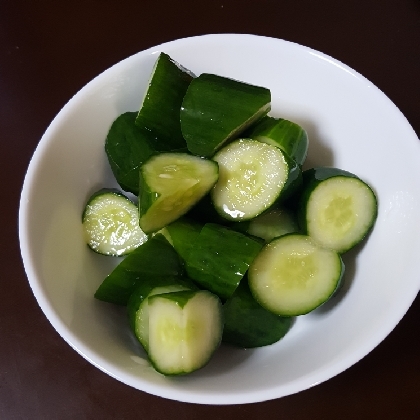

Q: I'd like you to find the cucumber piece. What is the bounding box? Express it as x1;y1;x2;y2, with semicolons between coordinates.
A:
139;153;219;234
136;52;194;150
185;223;263;300
147;290;223;375
162;217;203;263
246;116;309;166
127;277;195;351
94;234;183;305
298;167;378;253
223;279;293;348
233;206;299;243
181;73;271;157
105;112;156;195
211;139;301;221
248;233;344;316
82;188;147;256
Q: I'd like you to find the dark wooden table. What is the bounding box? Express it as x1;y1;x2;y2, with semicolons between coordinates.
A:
1;1;419;418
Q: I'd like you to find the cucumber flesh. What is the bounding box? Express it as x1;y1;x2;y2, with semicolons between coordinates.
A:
147;290;223;375
181;73;271;157
212;139;301;221
139;153;219;233
299;168;378;253
82;188;147;256
249;234;344;316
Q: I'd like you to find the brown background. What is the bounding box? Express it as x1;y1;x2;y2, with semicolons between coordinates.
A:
1;0;419;418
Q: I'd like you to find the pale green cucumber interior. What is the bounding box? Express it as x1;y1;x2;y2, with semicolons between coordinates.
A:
306;177;377;253
140;154;218;233
135;285;190;351
249;235;342;315
148;292;221;375
83;194;147;256
212;139;289;221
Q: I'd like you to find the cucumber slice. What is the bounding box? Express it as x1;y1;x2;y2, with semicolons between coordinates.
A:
181;73;271;157
298;167;378;253
94;234;183;305
248;234;344;316
246;116;309;166
185;223;263;300
139;153;219;234
127;278;195;351
136;52;194;150
211;139;301;221
147;290;223;375
233;206;299;243
223;279;293;348
82;188;147;256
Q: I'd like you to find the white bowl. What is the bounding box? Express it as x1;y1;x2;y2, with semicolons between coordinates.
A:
19;34;420;405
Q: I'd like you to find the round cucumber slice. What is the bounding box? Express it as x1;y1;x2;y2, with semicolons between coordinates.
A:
139;153;219;234
211;139;301;221
82;188;147;256
298;167;378;253
248;234;344;316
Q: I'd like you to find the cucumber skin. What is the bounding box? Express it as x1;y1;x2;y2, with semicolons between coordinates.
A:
246;116;309;166
181;73;271;157
297;167;378;253
223;279;293;348
94;234;184;305
135;52;194;150
82;188;128;222
185;223;263;300
105;113;156;195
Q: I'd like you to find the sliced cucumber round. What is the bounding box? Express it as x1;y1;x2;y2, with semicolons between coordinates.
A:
139;153;219;234
82;188;147;256
298;167;378;253
211;139;301;221
147;290;223;376
248;233;344;316
246;116;309;166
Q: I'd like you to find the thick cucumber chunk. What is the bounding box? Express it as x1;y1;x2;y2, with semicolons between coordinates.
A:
233;206;299;243
105;113;156;195
139;153;219;233
246;116;309;166
127;277;195;352
249;234;344;316
185;223;263;300
212;139;301;221
94;234;183;305
181;73;271;157
298;167;378;253
136;52;194;150
161;217;203;263
147;290;223;375
223;279;293;348
82;188;147;256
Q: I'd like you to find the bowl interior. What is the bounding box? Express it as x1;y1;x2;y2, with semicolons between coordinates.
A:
19;34;420;404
